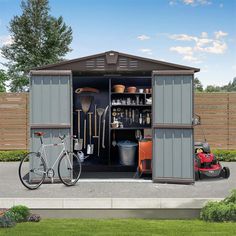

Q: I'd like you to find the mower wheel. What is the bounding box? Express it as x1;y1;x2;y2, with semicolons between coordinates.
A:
195;171;200;181
221;167;230;179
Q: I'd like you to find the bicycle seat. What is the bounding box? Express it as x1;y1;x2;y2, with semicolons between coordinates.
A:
34;132;45;137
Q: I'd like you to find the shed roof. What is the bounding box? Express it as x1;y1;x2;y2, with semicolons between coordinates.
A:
35;50;200;73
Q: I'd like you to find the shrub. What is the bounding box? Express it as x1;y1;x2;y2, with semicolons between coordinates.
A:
28;214;41;222
0;215;16;228
200;189;236;222
0;150;27;162
213;149;236;162
5;205;30;223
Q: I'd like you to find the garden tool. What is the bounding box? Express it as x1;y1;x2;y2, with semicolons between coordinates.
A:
76;109;83;150
87;112;94;155
97;107;104;156
75;87;99;94
112;130;117;147
80;96;93;149
93;104;99;139
102;105;109;149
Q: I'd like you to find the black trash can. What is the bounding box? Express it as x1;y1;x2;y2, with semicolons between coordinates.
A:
117;140;138;166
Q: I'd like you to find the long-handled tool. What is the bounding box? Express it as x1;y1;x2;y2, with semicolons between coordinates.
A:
93;104;98;139
80;96;93;149
97;107;104;156
112;130;117;147
102;105;109;149
87;112;94;154
76;109;83;150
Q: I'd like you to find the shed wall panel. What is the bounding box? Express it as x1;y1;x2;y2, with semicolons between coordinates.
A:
153;74;193;125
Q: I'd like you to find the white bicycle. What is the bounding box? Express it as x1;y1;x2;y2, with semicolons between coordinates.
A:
19;132;82;190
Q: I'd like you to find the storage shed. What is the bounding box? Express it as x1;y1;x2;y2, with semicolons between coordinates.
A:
30;50;199;184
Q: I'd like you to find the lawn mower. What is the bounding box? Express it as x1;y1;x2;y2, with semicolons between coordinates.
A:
194;142;230;180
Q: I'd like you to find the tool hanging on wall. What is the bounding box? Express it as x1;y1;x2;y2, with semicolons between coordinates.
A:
112;130;117;147
87;112;94;154
76;109;83;150
97;107;104;156
93;104;98;139
80;96;93;149
75;87;99;94
102;105;109;149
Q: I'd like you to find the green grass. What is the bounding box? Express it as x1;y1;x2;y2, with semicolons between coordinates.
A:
1;219;236;236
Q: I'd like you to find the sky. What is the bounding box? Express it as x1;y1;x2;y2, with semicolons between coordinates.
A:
0;0;235;87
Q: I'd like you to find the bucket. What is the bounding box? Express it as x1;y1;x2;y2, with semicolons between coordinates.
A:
117;140;138;166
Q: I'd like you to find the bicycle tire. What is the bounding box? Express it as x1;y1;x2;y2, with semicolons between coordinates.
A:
19;152;46;190
58;152;82;186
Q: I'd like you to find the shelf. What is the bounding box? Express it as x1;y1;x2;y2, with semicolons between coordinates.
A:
111;92;152;95
111;127;151;130
111;104;152;107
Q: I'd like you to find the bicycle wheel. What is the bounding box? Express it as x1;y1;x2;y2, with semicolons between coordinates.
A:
19;152;46;190
58;152;82;186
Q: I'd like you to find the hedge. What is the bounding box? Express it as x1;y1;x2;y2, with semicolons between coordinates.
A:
0;150;27;162
0;149;235;162
213;150;236;162
200;189;236;222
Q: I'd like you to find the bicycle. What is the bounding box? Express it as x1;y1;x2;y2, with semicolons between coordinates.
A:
19;132;82;190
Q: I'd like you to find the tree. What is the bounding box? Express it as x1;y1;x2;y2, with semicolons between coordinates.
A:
205;85;222;92
1;0;73;92
0;70;8;92
194;77;203;92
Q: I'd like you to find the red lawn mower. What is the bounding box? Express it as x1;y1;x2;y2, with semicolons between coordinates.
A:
194;142;230;180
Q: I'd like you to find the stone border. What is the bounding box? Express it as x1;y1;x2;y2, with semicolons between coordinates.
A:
0;198;223;209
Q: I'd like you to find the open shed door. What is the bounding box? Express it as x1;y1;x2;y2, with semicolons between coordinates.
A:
29;70;72;180
152;70;194;184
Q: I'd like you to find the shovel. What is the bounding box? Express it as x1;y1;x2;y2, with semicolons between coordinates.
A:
76;109;83;150
87;112;94;154
97;107;104;157
102;105;109;149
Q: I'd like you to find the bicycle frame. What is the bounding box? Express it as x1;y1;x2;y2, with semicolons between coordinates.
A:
36;140;72;178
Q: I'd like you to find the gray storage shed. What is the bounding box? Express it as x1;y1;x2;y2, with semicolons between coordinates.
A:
30;51;199;184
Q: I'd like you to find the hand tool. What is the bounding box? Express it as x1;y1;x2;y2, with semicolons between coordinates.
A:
87;112;94;154
76;109;83;150
97;107;104;156
102;105;109;148
80;96;93;149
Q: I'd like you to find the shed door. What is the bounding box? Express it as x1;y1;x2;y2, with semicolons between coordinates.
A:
152;71;194;183
30;70;72;179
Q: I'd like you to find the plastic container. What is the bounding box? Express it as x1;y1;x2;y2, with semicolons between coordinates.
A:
113;84;125;93
117;140;138;166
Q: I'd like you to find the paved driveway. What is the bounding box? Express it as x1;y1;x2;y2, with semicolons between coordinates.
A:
0;162;235;198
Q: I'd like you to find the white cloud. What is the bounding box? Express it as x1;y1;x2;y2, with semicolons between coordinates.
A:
0;35;13;46
170;46;193;55
214;30;228;39
232;65;236;71
183;55;202;63
139;48;152;55
169;30;228;63
169;0;211;6
137;35;150;41
169;34;197;41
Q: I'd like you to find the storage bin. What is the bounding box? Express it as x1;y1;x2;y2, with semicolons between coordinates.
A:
117;140;138;166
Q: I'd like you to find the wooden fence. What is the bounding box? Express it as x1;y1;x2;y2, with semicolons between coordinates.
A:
0;92;236;150
0;93;28;150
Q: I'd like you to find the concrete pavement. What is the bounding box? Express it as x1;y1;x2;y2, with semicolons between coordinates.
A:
0;162;235;199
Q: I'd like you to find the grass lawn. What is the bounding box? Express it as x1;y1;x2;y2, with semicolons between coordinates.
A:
0;219;236;236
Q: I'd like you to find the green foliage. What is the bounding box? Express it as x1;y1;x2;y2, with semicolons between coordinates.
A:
5;205;30;223
0;215;16;228
0;150;27;162
194;77;203;92
213;149;236;162
200;189;236;222
0;69;8;92
1;0;73;92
